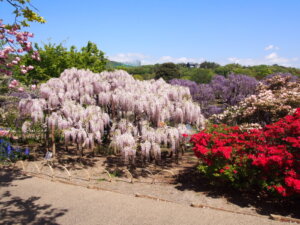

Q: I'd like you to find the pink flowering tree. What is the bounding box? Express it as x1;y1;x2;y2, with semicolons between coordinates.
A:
0;0;45;89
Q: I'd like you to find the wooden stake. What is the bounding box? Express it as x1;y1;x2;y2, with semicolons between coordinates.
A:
76;143;79;156
51;124;56;156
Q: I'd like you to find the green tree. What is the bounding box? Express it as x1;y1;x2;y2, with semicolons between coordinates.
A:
190;68;214;83
133;74;143;80
154;63;180;81
200;61;220;69
251;65;273;79
68;41;107;73
179;67;194;78
14;41;107;84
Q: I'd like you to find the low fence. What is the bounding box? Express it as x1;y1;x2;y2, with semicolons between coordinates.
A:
11;159;178;185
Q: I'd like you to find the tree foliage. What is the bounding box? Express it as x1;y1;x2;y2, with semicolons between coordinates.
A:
14;41;107;84
1;0;46;27
124;62;300;82
199;61;220;69
154;62;180;81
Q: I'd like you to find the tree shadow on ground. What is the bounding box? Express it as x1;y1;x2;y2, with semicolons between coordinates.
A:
32;143;99;170
174;166;300;219
0;166;30;187
0;191;67;225
103;151;196;179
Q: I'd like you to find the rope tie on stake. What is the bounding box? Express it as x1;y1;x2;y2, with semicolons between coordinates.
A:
123;168;134;183
153;169;175;184
33;162;40;173
62;165;71;180
142;169;155;184
47;163;54;179
103;169;112;182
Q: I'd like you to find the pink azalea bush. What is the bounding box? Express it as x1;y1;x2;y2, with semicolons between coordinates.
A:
212;75;300;128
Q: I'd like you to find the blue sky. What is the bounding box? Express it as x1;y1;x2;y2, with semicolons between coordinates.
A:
1;0;300;67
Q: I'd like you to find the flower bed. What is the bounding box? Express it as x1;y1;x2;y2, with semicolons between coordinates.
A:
0;139;30;162
189;108;300;197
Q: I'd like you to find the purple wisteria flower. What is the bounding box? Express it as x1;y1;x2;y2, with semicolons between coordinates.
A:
169;74;258;117
24;147;30;156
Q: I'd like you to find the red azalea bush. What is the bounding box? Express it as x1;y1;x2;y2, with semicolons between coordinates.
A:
190;108;300;197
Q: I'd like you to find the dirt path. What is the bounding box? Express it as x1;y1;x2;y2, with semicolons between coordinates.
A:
0;170;289;225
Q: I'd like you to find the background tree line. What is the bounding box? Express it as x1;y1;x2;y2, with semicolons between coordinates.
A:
121;61;300;83
5;40;300;85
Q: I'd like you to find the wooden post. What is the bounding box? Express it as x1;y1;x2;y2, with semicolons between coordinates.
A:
93;146;97;157
65;144;68;152
76;143;79;156
46;125;49;152
81;145;84;157
51;124;56;156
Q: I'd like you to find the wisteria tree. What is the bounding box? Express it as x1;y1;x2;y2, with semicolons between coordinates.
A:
170;74;258;117
210;74;258;106
212;74;300;127
19;69;205;164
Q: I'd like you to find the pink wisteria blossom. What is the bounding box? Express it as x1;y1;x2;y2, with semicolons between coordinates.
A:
20;69;205;163
18;87;24;92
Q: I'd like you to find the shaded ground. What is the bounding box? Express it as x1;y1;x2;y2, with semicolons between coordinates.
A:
175;166;300;219
0;169;291;225
0;167;30;187
0;168;67;225
0;191;67;225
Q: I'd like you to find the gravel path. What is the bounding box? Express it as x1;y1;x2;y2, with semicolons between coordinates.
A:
0;170;289;225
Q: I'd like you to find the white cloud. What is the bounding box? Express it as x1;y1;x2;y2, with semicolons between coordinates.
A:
264;45;279;51
108;53;205;65
265;52;278;60
227;57;258;66
109;49;299;68
228;45;299;66
108;53;148;63
264;52;299;65
227;52;299;67
156;56;205;64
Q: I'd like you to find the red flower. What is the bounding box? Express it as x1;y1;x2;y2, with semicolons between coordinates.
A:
274;185;288;197
189;108;300;197
285;177;300;193
195;145;209;155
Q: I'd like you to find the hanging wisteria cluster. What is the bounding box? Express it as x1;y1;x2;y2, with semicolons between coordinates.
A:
19;68;205;163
